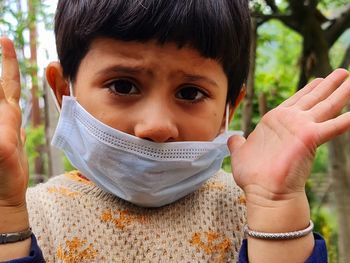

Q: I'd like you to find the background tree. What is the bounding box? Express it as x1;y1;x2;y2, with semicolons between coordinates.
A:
28;0;45;183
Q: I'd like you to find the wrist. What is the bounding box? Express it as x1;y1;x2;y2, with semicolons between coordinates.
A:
0;203;29;233
246;191;310;233
0;239;31;261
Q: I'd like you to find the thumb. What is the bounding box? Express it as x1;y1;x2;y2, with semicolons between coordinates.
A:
227;135;246;155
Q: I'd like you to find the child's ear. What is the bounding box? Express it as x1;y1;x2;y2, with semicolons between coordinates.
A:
46;62;69;108
220;87;246;132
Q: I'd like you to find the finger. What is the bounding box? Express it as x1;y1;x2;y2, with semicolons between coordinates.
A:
280;78;323;107
294;69;349;110
317;111;350;145
227;135;246;155
0;79;7;101
310;77;350;122
0;37;21;102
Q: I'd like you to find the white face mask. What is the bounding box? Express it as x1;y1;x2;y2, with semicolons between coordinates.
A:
52;95;241;207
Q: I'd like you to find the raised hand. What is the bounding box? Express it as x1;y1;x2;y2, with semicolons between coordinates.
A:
228;68;350;262
229;69;350;205
0;37;29;222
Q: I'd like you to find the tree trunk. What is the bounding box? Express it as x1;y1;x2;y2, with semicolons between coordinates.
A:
241;18;257;137
258;92;268;117
328;134;350;263
28;0;45;183
297;9;331;89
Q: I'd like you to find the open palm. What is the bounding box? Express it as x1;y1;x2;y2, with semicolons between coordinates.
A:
0;38;28;207
229;69;350;205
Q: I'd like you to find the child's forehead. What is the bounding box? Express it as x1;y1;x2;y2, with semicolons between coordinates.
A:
82;38;226;77
89;38;207;60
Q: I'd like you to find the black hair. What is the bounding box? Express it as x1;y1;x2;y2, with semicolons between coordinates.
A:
55;0;251;104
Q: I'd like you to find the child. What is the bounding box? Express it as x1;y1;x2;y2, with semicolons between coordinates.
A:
0;0;349;262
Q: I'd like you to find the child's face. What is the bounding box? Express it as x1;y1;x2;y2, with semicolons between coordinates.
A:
48;38;236;142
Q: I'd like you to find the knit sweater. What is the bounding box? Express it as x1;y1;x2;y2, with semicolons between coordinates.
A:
26;170;247;263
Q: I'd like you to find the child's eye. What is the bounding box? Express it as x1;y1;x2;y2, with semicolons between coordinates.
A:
107;79;139;96
175;86;207;102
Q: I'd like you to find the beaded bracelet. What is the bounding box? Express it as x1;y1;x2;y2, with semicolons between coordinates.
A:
244;220;314;240
0;228;32;244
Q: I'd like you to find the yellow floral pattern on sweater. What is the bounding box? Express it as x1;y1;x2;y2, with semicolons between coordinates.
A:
239;194;246;205
200;181;226;192
190;231;232;263
56;237;97;263
101;209;147;230
47;186;81;197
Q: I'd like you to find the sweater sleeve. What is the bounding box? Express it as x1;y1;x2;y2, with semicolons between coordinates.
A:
0;235;45;263
238;233;328;263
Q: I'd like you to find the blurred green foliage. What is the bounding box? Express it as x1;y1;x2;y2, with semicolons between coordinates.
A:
330;29;350;70
24;125;47;185
25;125;45;171
63;156;75;172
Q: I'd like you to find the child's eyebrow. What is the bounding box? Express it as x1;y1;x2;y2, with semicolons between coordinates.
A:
96;65;153;77
181;73;219;88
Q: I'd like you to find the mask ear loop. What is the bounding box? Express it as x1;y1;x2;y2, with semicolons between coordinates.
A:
48;82;74;113
69;82;74;97
225;104;230;132
49;86;61;113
